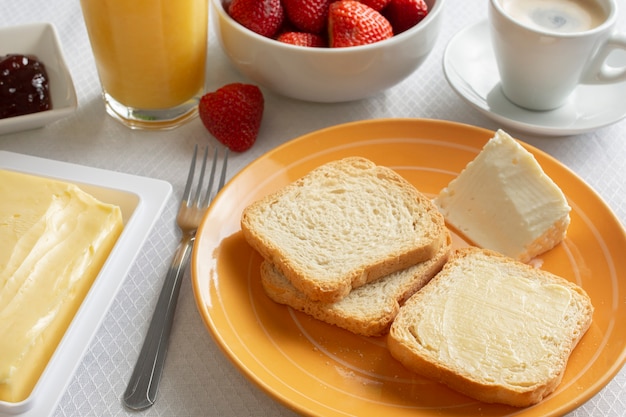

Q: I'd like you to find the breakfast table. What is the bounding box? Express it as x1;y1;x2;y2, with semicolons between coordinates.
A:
1;0;626;416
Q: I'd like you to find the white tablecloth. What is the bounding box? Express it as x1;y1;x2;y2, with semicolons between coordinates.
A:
1;0;625;415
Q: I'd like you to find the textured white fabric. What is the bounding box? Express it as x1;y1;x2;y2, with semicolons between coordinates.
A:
1;0;625;416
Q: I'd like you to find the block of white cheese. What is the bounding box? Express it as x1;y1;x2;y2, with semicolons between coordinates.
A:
435;130;571;263
0;170;123;403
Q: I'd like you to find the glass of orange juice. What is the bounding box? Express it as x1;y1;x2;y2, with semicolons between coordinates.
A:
80;0;207;130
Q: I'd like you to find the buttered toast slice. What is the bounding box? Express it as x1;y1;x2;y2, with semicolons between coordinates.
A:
241;157;446;303
388;247;593;407
260;232;451;337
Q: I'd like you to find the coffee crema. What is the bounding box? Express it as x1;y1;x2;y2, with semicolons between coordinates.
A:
500;0;607;33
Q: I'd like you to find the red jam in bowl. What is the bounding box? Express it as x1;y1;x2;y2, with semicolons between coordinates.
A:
0;54;51;119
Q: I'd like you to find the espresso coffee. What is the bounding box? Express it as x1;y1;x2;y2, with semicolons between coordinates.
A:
500;0;607;33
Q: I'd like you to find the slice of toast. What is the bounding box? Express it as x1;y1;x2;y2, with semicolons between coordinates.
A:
388;247;594;407
261;232;452;337
241;157;446;303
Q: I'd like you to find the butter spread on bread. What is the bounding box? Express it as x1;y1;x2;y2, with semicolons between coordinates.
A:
0;170;123;403
435;130;571;263
388;247;593;407
241;157;446;303
260;232;451;337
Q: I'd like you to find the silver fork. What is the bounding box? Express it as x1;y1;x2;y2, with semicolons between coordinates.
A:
123;145;228;411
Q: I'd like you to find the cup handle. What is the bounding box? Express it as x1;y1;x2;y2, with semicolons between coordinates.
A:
584;32;626;83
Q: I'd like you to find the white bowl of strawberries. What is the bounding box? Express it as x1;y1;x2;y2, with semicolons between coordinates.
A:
212;0;444;102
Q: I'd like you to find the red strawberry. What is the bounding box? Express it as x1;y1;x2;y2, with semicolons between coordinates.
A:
228;0;284;38
199;83;264;152
358;0;390;12
328;1;393;47
382;0;428;35
277;31;327;47
282;0;333;34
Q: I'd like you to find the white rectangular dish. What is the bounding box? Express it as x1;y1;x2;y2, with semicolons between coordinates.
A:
0;151;172;416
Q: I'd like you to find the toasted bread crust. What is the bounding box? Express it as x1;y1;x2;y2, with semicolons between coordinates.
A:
388;247;594;407
261;233;451;336
241;157;446;303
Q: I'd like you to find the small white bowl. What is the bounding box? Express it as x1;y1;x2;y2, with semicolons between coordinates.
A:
0;23;77;135
212;0;444;102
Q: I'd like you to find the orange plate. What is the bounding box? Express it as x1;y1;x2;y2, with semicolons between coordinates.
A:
191;118;626;417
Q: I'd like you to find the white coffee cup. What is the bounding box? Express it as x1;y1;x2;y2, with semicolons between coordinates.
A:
489;0;626;111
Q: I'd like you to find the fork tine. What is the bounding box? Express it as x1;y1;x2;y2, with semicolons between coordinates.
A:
201;148;219;208
217;149;229;191
192;147;209;208
181;144;198;205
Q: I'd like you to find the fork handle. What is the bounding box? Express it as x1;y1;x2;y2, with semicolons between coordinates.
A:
122;233;194;411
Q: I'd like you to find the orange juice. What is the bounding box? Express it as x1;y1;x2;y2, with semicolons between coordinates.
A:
80;0;207;110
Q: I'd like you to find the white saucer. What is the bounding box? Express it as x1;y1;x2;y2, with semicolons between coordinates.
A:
443;20;626;137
